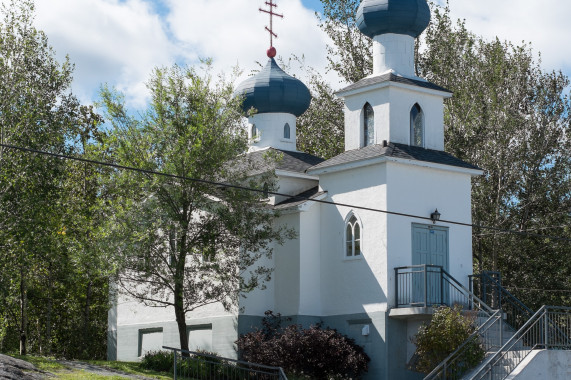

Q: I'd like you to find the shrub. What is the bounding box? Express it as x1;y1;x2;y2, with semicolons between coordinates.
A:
237;311;370;379
411;305;485;376
139;350;173;372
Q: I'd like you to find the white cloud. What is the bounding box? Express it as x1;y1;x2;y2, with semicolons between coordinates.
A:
436;0;571;74
34;0;177;107
8;0;568;110
165;0;336;87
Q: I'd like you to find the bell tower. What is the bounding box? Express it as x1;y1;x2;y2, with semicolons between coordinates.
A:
338;0;451;152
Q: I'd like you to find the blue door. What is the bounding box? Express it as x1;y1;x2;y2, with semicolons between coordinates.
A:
411;224;449;305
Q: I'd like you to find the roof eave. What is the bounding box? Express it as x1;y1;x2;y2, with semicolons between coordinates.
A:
336;79;453;98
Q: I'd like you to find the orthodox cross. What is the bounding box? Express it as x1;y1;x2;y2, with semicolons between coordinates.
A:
259;0;283;58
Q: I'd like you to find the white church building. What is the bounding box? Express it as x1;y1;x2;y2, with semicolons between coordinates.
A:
108;1;485;378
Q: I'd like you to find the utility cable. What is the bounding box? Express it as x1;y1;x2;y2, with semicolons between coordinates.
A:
1;143;570;243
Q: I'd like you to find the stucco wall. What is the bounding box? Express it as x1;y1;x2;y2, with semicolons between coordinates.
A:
385;161;474;306
248;113;297;151
318;163;388;316
506;350;571;380
343;83;446;151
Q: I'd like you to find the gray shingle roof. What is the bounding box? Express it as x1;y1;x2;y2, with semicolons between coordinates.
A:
247;148;325;175
273;186;326;210
308;142;480;172
336;73;451;95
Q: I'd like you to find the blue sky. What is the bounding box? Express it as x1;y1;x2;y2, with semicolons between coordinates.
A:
21;0;571;108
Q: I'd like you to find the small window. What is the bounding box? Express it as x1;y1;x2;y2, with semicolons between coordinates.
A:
363;103;374;147
251;124;258;138
345;214;362;257
410;103;424;147
284;123;290;139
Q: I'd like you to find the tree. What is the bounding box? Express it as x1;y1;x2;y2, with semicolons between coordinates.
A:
99;62;293;352
296;66;345;159
305;0;570;308
0;0;78;355
411;306;484;376
0;0;111;358
318;0;372;84
417;3;571;309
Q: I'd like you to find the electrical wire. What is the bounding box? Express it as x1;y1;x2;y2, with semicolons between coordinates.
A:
1;142;570;243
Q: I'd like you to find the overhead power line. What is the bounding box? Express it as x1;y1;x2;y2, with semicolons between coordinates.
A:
1;142;570;243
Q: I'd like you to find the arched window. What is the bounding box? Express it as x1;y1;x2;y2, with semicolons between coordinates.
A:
251;124;258;139
345;214;361;257
363;103;374;147
410;103;424;147
284;123;290;139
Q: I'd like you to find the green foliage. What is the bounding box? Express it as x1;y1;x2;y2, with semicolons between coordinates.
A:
412;306;484;376
237;311;370;379
0;0;110;358
99;62;294;352
418;2;571;309
296;63;345;159
139;350;174;372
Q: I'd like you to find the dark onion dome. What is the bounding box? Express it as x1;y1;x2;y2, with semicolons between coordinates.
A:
235;59;311;117
356;0;430;39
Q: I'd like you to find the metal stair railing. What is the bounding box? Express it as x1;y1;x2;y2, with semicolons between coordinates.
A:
469;306;571;380
424;309;503;380
470;272;533;331
163;346;288;380
395;265;494;313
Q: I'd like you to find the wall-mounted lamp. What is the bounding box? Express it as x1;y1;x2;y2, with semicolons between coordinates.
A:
430;209;441;224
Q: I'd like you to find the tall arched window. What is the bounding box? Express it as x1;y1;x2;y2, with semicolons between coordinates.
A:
345;214;361;257
410;103;424;147
251;124;258;139
284;123;290;139
363;103;374;147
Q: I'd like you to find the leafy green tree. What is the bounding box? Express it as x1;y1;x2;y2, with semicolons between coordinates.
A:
0;0;78;355
418;3;571;309
99;63;293;352
296;67;345;159
318;0;372;84
411;306;484;376
0;0;111;358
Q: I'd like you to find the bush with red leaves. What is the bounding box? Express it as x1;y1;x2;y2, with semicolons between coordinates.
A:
236;311;370;379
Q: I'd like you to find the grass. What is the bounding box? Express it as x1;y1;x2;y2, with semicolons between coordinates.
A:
6;354;172;379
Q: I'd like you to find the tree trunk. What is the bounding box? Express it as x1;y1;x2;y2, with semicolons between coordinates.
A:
174;281;189;355
19;266;27;355
45;268;53;355
83;279;92;355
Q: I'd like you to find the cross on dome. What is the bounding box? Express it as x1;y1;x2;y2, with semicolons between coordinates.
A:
259;0;283;58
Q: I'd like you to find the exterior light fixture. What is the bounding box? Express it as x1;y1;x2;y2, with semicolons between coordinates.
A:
430;209;441;224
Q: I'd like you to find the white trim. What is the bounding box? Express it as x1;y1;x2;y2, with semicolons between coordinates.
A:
308;154;483;176
343;211;364;260
336;77;453;99
275;169;319;180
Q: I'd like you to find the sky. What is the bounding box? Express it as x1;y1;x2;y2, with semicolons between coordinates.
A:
15;0;571;109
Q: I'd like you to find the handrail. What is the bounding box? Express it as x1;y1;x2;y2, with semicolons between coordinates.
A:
441;268;494;315
395;265;494;315
163;346;288;380
424;310;502;380
469;306;571;380
476;272;533;317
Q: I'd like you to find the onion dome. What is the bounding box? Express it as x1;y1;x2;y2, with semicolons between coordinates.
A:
356;0;431;39
235;58;311;117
